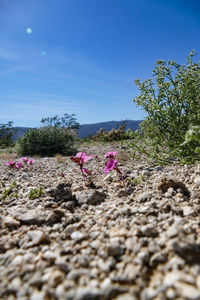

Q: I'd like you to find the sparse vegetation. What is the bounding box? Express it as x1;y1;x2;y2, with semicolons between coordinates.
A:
0;180;18;201
16;114;79;156
92;123;129;142
28;186;44;200
55;153;67;164
179;125;200;163
126;50;200;163
0;121;15;148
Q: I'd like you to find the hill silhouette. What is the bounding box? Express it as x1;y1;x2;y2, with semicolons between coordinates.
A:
12;120;142;140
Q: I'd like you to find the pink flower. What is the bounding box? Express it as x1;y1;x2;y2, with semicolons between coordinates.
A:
28;158;34;165
70;152;94;186
104;151;118;158
21;157;28;163
104;151;125;185
6;161;16;168
104;159;118;174
76;152;94;163
15;161;23;169
70;152;94;167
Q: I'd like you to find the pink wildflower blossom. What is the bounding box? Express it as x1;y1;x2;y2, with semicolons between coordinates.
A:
104;151;125;185
103;159;118;174
6;157;34;171
6;161;16;168
104;151;118;158
75;152;94;163
15;161;23;169
70;152;94;185
21;157;28;163
28;158;34;165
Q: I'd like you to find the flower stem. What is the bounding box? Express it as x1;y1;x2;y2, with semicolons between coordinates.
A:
80;168;87;186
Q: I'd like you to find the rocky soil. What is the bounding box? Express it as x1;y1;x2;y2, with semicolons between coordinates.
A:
1;143;200;300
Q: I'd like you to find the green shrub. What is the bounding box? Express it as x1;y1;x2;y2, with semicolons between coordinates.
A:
17;113;79;156
93;124;129;142
0;121;15;148
0;180;18;201
41;113;79;129
17;127;77;156
28;186;44;199
127;50;200;163
179;125;200;162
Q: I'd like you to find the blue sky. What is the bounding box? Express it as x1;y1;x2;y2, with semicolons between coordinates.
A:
0;0;200;127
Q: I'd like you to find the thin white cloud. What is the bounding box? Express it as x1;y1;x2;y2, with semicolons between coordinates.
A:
0;47;20;61
0;39;126;83
1;91;76;104
0;92;82;125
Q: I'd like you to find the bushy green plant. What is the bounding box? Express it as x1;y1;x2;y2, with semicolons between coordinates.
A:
127;50;200;163
0;180;18;201
0;121;15;148
17;113;79;156
179;125;200;162
93;124;129;142
41;113;79;129
28;186;44;199
17;127;76;156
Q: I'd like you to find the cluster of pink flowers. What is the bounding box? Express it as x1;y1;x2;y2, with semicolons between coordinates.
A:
6;157;34;170
104;151;125;185
70;150;124;186
70;152;94;185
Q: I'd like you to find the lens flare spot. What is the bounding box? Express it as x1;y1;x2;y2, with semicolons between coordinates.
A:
41;51;47;56
26;28;32;34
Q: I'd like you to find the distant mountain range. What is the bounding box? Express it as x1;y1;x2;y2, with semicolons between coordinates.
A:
12;120;142;140
77;120;142;138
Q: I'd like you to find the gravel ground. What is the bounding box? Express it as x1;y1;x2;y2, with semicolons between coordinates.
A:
1;143;200;300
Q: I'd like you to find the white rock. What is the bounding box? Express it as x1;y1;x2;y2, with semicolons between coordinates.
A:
142;288;158;299
49;270;65;287
166;288;177;299
141;224;157;237
12;255;23;266
55;283;65;298
182;206;195;216
115;293;137;300
137;192;152;202
90;240;100;249
101;277;111;289
164;272;180;286
10;277;22;290
71;231;83;240
138;206;149;213
124;263;139;280
174;282;200;300
30;291;46;300
88;279;99;287
166;225;179;238
194;176;200;185
103;173;113;182
72;184;81;191
23;252;35;262
43;251;56;262
196;275;200;289
42;272;52;282
27;230;46;245
3;216;20;228
98;258;113;272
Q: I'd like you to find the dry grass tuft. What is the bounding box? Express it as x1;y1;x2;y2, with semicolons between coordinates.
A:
0;153;16;161
117;151;130;162
55;153;66;163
